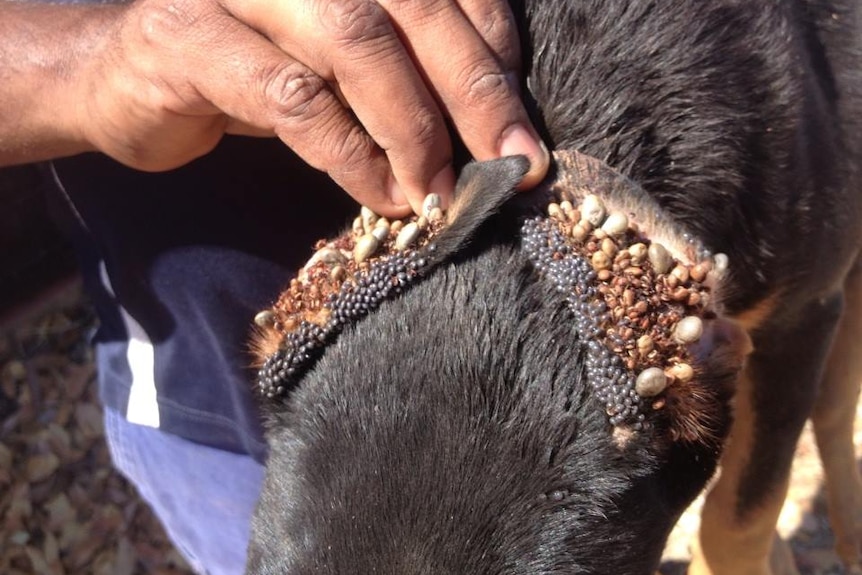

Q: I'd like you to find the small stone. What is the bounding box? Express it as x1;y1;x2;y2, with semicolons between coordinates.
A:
674;316;704;343
637;335;654;356
581;194;607;226
667;363;695;383
648;242;674;274
591;251;612;271
254;310;276;328
375;217;390;229
353;234;380;263
559;200;575;217
371;226;389;242
636;367;668;397
390;220;404;233
3;360;27;382
548;203;563;219
601;212;629;237
422;193;441;216
417;216;429;230
26;453;60;482
395;222;421;250
352;217;364;235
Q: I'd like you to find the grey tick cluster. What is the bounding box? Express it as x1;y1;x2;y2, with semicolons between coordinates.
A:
522;217;646;427
255;195;446;399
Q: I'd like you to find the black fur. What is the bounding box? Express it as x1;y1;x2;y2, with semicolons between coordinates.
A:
248;204;712;574
247;1;861;573
518;0;861;312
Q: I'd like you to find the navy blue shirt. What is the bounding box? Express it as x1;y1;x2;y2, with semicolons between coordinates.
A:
49;137;357;462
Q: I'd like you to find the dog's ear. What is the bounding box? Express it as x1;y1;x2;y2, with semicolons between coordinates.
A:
659;315;752;446
429;155;530;260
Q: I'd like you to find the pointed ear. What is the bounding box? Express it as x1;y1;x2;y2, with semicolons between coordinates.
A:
429;155;530;260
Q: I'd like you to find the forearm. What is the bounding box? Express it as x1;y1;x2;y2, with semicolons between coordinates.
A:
0;2;122;166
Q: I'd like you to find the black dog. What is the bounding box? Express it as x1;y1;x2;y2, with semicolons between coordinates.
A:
246;1;862;574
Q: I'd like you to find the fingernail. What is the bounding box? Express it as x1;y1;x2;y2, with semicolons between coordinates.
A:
499;124;550;187
428;165;456;207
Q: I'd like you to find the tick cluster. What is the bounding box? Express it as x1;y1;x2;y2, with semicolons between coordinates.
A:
255;196;446;398
525;194;724;427
254;187;725;435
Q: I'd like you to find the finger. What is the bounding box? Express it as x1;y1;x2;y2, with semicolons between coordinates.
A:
224;119;275;138
377;0;549;188
455;0;521;76
130;0;410;216
220;0;456;215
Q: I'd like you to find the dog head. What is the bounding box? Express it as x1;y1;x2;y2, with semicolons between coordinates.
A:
246;154;750;575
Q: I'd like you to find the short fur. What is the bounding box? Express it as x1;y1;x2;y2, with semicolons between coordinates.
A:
247;1;862;573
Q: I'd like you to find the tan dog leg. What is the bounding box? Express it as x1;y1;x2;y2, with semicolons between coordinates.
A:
689;292;846;575
812;259;862;572
688;372;798;575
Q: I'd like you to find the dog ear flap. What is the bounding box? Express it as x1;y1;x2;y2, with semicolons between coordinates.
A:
428;156;530;261
661;316;752;446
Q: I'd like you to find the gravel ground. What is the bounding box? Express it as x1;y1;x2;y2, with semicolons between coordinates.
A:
0;287;858;574
0;290;194;575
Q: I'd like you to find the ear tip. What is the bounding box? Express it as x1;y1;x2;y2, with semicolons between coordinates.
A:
457;155;532;192
500;154;532;175
460;154;530;177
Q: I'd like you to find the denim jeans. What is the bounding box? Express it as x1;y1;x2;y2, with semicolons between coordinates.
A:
104;407;265;575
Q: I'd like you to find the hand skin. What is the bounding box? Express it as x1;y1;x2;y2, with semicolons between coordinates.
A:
0;0;549;217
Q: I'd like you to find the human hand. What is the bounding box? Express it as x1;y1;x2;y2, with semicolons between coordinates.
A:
77;0;549;216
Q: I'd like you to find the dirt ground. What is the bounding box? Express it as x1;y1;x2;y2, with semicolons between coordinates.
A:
0;285;859;574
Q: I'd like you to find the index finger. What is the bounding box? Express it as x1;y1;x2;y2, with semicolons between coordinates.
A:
220;0;457;214
378;0;549;188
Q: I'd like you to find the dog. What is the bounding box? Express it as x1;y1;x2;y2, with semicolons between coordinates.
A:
245;1;862;574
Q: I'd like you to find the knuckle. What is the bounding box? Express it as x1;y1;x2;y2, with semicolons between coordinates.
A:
326;125;378;178
134;0;200;47
261;64;330;122
407;111;440;153
481;6;518;59
378;107;440;167
455;60;511;108
318;0;391;45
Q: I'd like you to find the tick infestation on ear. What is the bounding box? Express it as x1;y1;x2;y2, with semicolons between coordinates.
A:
253;194;449;399
525;190;727;435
